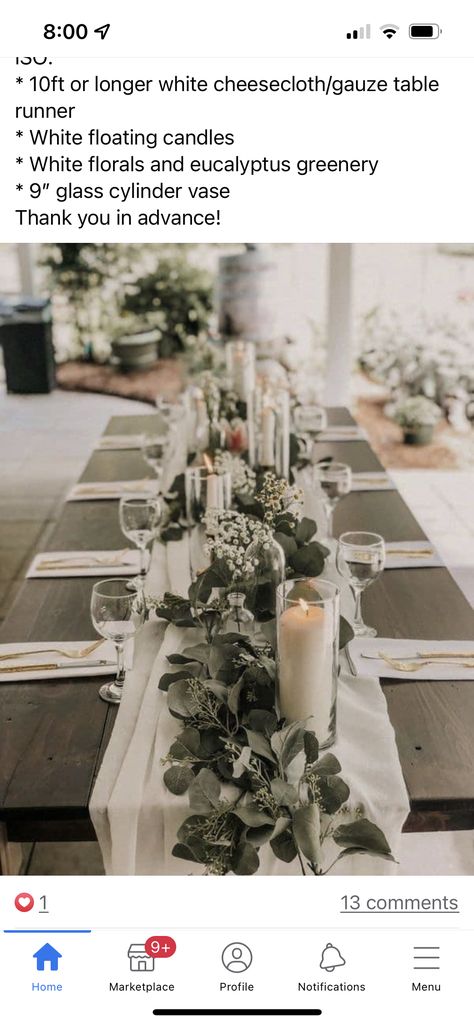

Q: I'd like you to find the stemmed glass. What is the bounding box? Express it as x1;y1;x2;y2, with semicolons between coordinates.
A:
141;434;173;494
312;461;352;539
294;404;328;460
336;531;386;637
91;578;145;704
119;496;161;590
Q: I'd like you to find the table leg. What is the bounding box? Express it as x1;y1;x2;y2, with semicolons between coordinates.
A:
0;822;22;875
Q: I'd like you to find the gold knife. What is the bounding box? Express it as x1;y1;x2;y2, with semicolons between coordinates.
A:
0;659;115;673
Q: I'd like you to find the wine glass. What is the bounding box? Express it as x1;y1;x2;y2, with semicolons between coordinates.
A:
119;496;161;590
141;434;173;493
91;578;145;704
311;461;352;539
294;404;328;460
336;531;386;637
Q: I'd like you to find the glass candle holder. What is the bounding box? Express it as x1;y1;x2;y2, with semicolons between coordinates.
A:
185;465;232;524
249;385;290;479
276;577;340;748
225;340;256;403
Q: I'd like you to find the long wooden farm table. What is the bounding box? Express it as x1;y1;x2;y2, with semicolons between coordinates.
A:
1;407;473;872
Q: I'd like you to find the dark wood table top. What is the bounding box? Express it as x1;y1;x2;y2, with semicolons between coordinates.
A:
1;407;473;845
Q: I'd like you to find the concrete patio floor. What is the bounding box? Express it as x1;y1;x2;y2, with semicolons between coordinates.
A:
0;385;473;875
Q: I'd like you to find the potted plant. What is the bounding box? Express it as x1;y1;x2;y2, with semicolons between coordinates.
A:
392;395;442;445
119;257;213;357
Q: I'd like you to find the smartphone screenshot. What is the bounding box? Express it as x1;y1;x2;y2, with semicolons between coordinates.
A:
0;2;473;1022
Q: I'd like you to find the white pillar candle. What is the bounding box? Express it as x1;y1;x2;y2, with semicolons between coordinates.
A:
232;349;255;402
206;473;221;509
260;406;276;466
278;600;334;740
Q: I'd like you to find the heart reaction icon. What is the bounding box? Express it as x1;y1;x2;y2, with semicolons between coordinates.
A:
15;892;34;912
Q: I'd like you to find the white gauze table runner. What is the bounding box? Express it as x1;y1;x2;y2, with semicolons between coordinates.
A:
90;534;410;876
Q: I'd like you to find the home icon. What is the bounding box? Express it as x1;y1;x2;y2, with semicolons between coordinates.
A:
128;944;154;972
33;943;62;972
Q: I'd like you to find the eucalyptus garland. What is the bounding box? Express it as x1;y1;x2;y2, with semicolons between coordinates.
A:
151;377;393;874
154;626;394;876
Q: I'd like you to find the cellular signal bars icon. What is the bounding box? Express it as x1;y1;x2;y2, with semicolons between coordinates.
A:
346;24;371;40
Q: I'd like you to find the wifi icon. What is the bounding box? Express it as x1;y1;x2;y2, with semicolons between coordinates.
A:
380;24;399;39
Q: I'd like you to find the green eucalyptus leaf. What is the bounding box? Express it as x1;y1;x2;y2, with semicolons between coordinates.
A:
245;729;277;763
233;805;275;827
188;769;221;814
330;846;396;866
216;658;244;686
271;722;306;770
295;517;317;544
230;841;260;875
273;532;298;559
172;842;202;864
247;709;278;738
292;804;321;865
163;765;195;795
168;643;210;666
245;823;277;847
289;541;327;577
317;775;351;814
168;727;202;760
197;729;224;759
303;731;319;765
159;669;193;693
311;753;341;776
232;745;252;779
167;678;200;719
270;779;299;807
332;818;393;858
227;677;244;716
270;827;298;863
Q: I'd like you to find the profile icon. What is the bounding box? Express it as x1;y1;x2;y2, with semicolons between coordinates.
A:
222;942;253;973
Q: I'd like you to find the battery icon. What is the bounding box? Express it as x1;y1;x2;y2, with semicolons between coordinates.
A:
409;23;441;38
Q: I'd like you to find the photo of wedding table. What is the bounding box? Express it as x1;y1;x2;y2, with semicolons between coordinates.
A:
1;404;473;874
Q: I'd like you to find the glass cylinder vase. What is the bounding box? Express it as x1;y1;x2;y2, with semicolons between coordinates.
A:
225;340;256;403
276;577;340;749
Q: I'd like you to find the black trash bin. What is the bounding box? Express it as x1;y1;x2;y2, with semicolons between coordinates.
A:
0;298;55;394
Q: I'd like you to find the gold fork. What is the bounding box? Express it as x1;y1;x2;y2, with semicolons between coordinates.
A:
0;639;104;663
379;653;474;672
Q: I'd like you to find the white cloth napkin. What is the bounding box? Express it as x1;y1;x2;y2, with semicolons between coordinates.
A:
0;640;118;683
317;426;368;442
91;539;409;876
384;540;442;570
349;638;474;680
351;471;396;491
95;435;144;451
26;549;141;579
67;480;156;501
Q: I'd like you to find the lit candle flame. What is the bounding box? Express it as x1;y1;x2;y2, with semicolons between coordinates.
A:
299;599;310;616
203;453;214;473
